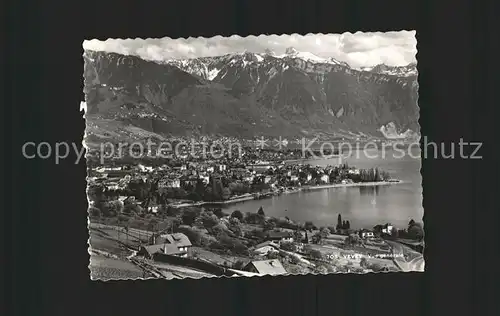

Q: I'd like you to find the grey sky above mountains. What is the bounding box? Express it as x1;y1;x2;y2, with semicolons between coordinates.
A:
83;31;417;69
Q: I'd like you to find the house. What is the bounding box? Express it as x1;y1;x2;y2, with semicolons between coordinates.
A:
265;231;294;243
320;174;330;184
218;164;227;172
252;241;279;256
243;259;287;276
138;243;185;259
141;233;192;258
264;176;272;184
148;205;159;213
306;174;313;182
244;175;254;183
180;176;198;188
118;196;134;203
159;178;181;189
359;230;375;239
290;175;299;182
348;169;360;175
382;224;394;235
199;175;210;184
138;164;154;172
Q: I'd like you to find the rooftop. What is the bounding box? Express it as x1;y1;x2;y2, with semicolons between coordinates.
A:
245;259;287;275
142;243;183;256
157;233;192;248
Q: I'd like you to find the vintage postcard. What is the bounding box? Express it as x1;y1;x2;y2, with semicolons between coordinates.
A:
83;31;423;281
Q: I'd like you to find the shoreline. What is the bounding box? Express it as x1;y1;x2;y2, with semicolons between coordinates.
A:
171;180;405;208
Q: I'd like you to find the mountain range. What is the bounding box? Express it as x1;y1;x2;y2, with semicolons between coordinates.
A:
83;47;419;144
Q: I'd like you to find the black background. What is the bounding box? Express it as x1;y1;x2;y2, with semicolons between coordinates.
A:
4;0;499;315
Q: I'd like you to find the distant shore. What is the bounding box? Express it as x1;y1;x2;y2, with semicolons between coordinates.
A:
171;180;404;209
283;154;342;164
301;180;406;192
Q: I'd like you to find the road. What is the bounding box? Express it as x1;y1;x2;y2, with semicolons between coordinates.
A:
385;240;424;272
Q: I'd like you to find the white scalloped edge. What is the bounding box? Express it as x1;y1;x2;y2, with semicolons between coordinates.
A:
82;31;417;62
88;264;422;283
414;30;425;264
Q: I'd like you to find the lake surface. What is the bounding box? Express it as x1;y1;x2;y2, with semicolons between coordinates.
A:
222;147;423;230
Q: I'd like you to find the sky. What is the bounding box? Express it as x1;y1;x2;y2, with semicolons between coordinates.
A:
83;31;417;69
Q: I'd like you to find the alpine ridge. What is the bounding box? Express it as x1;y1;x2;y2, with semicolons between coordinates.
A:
83;48;419;142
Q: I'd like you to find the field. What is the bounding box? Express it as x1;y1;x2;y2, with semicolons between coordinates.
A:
89;255;150;280
190;246;251;267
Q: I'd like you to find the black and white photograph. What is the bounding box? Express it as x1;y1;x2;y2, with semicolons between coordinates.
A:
83;32;424;281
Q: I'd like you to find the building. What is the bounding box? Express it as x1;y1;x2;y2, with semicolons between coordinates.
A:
218;164;227;172
382;224;394;235
265;231;294;243
243;259;287;276
199;175;210;184
138;243;185;259
159;178;181;189
140;233;192;258
252;241;279;256
360;230;375;239
320;174;330;184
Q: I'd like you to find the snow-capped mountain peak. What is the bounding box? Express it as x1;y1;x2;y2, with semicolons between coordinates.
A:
285;47;299;55
362;63;417;77
275;46;349;66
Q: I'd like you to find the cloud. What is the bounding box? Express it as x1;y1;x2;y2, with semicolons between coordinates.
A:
83;31;416;68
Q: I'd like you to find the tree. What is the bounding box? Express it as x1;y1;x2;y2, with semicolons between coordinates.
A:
391;228;399;238
344;233;363;247
304;221;316;231
337;214;342;230
257;206;265;217
373;224;384;234
360;257;368;268
319;227;331;238
148;218;158;231
345;221;351;229
293;230;303;242
233;260;246;270
228;217;243;237
266;251;280;260
304;246;322;260
195;211;219;230
165;206;181;217
89;206;101;217
407;222;424;240
212;208;225;218
245;212;265;225
181;209;200;226
231;210;244;221
312;233;322;244
280;241;296;252
87;185;105;203
187;192;202;202
221;187;231;200
263;220;276;231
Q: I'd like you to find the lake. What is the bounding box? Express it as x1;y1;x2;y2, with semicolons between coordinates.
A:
221;147;423;230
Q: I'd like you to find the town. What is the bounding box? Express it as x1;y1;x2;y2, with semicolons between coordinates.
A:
87;143;424;279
